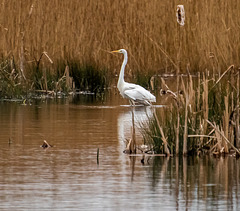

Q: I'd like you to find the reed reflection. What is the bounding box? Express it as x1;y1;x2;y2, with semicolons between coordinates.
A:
130;155;240;210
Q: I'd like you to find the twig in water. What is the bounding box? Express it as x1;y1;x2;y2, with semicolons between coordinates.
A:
97;148;99;165
41;140;53;149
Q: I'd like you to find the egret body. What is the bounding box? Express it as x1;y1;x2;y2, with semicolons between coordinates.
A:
112;49;156;106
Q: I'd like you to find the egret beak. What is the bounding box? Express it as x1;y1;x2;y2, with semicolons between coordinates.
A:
111;50;120;53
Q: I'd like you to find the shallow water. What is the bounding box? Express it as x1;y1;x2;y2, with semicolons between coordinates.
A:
0;94;239;210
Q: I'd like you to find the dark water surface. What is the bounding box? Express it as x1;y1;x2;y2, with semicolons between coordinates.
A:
0;94;239;210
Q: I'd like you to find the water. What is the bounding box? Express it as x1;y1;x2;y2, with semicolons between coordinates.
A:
0;94;239;210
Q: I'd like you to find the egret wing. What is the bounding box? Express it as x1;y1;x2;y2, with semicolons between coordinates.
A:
124;86;151;101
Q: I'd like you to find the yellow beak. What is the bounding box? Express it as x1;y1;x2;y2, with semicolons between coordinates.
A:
111;50;120;53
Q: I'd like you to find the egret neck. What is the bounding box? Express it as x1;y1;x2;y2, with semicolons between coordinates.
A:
117;50;128;90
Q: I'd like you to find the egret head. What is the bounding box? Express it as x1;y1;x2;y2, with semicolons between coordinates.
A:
111;49;127;55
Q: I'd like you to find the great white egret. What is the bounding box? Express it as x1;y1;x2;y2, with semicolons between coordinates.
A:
112;49;156;106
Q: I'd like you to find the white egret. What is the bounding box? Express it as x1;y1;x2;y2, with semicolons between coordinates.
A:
112;49;156;106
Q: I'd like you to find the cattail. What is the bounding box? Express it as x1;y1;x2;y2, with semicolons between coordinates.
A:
176;5;185;26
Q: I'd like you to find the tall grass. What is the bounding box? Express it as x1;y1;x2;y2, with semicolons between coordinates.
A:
0;54;108;98
141;67;240;156
1;0;240;76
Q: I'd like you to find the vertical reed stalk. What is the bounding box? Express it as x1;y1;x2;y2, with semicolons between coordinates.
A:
236;72;240;148
183;95;189;155
65;65;70;91
20;33;26;81
197;72;201;112
207;120;240;155
216;125;223;152
223;86;229;153
181;77;188;155
43;67;48;91
200;72;209;146
176;96;180;155
153;110;170;155
175;17;181;156
175;65;180;155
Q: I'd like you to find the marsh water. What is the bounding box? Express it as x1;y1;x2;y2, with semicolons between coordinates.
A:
0;93;239;211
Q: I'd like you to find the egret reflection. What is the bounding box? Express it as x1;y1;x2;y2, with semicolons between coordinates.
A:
117;106;154;152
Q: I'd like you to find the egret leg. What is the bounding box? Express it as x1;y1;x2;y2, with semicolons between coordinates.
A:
144;100;152;106
130;105;136;153
129;100;135;106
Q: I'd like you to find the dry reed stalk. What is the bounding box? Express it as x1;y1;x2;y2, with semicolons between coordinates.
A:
64;65;70;90
43;67;48;91
200;73;209;146
181;77;188;155
159;126;170;156
236;72;240;148
175;108;180;155
207;120;240;155
220;127;228;153
197;72;201;112
160;77;171;91
19;33;26;81
56;74;66;90
188;135;215;139
175;20;181;156
188;75;197;133
229;72;236;146
153;110;170;155
175;71;180;156
188;75;195;110
150;76;154;91
42;52;53;64
215;125;223;152
183;95;188;155
211;65;234;91
223;89;229;153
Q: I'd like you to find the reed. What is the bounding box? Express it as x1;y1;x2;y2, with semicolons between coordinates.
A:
0;54;109;98
142;66;240;156
0;57;26;98
1;1;240;76
1;1;240;99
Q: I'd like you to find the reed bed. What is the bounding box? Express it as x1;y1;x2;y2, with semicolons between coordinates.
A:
1;1;240;76
1;1;240;100
141;67;240;156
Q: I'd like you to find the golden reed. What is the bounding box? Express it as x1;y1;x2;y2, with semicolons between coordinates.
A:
0;0;240;75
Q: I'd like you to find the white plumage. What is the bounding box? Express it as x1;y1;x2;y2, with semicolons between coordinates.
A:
112;49;156;106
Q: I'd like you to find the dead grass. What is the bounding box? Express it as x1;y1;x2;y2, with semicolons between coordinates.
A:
142;66;240;156
0;1;240;77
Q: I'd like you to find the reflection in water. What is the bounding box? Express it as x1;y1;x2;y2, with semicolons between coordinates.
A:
117;106;154;146
0;98;239;210
139;155;240;210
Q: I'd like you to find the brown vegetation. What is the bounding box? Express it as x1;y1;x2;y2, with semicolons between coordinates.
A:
142;66;240;156
1;0;240;77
